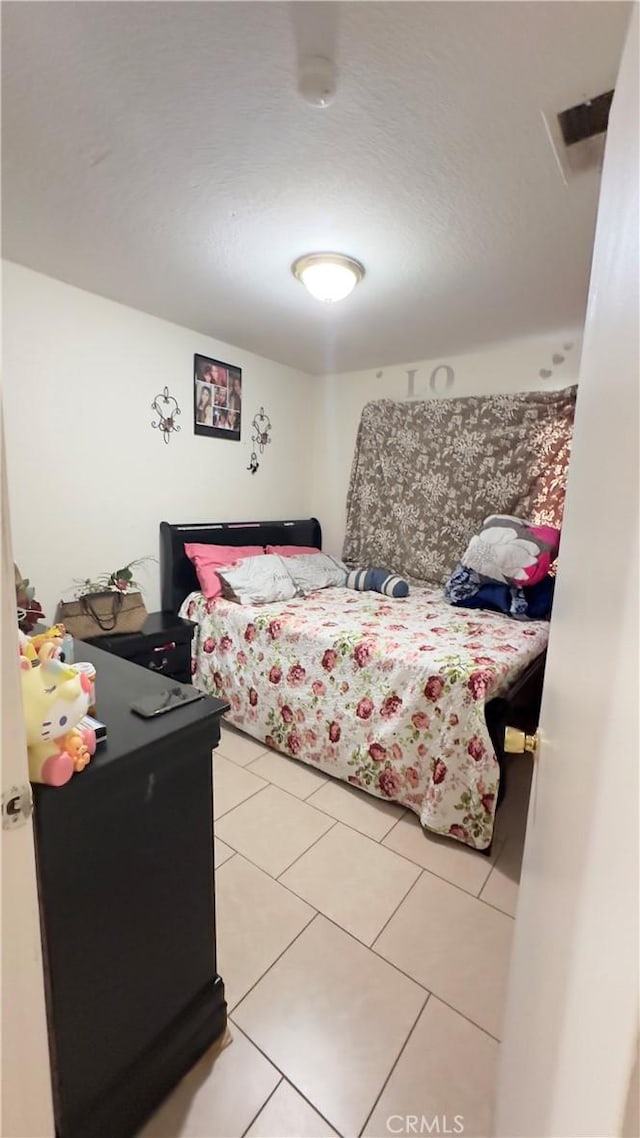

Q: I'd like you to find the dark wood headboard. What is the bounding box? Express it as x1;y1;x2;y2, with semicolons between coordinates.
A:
159;518;322;613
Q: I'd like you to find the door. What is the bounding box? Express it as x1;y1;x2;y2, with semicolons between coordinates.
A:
1;408;54;1138
494;10;639;1138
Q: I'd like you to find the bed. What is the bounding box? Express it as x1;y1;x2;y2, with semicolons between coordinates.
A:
160;518;547;852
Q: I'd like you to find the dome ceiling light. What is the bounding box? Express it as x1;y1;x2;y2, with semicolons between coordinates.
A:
297;56;337;109
292;253;365;304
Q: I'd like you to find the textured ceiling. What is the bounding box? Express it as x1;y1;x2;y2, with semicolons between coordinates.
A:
1;1;631;374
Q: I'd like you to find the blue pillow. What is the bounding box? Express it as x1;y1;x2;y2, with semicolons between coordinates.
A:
346;568;409;598
444;563;554;620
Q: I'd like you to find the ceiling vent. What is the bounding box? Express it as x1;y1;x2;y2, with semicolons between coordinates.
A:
542;89;614;184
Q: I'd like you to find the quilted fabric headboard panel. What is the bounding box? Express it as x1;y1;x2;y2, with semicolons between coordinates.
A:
343;387;577;585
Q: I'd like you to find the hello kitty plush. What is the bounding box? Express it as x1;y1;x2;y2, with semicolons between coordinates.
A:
20;656;96;786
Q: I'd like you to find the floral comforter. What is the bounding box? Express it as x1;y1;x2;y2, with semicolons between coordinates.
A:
181;587;548;849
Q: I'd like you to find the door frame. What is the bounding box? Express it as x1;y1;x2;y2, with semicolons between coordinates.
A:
1;405;55;1138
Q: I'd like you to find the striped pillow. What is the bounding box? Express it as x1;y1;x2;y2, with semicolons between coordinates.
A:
346;568;409;598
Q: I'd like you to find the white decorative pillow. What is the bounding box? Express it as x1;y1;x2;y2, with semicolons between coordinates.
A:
218;554;296;604
284;553;347;594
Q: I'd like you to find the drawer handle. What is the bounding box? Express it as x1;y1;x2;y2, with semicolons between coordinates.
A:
154;642;176;653
148;657;168;671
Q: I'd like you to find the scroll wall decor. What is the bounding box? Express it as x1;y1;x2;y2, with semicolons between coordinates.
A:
247;406;272;474
151;386;181;444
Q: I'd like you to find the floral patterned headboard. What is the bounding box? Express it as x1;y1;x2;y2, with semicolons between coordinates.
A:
343;387;577;585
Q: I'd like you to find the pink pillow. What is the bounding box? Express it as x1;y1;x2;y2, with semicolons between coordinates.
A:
461;516;560;587
185;543;264;598
266;545;320;557
523;523;561;585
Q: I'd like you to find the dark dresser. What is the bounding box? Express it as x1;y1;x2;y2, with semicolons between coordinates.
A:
83;611;196;684
32;640;229;1138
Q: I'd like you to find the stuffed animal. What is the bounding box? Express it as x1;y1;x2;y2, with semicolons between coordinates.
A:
19;624;66;663
20;656;96;786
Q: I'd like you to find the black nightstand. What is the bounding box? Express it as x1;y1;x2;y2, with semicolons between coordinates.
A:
83;611;195;684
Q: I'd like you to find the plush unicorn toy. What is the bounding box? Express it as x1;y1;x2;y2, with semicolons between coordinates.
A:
20;655;96;786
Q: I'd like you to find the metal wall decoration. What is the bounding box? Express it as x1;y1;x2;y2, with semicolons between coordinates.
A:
151;386;181;444
247;406;272;474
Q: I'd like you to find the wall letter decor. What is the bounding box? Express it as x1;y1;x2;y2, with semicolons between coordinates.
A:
405;364;456;398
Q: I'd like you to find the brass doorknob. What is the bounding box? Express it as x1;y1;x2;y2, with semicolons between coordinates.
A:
504;726;539;755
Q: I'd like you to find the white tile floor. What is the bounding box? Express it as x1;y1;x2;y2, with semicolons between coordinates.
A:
141;723;533;1138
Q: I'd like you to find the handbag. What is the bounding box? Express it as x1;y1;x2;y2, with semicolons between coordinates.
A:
58;590;148;639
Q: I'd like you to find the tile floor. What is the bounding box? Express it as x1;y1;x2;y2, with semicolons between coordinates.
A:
140;724;533;1138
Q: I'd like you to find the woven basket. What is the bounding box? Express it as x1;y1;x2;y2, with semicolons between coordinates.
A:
58;591;147;638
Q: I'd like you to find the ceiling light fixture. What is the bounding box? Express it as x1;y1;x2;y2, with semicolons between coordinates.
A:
292;253;365;303
298;56;337;109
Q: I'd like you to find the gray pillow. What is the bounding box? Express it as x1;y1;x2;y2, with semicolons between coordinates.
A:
218;554;296;604
284;553;347;594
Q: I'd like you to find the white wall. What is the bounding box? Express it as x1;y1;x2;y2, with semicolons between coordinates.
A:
2;259;585;617
310;329;583;558
2;262;314;618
